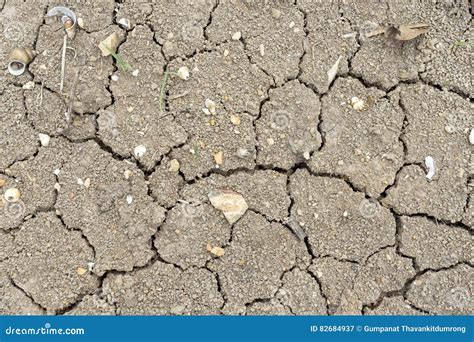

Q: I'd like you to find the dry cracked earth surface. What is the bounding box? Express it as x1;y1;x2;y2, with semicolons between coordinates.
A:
0;0;473;316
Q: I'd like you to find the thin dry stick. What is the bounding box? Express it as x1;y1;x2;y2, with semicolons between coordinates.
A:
60;34;67;92
66;67;80;123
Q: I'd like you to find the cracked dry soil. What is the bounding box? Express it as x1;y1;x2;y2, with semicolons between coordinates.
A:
0;0;473;316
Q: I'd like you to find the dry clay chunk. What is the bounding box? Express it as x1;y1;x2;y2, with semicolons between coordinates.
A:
154;203;231;269
364;296;425;315
207;1;303;85
276;267;327;315
290;169;395;261
168;42;272;117
103;261;223;315
0;85;37;170
101;25;187;171
400;216;473;270
180;170;290;221
7;213;98;312
25;87;69;135
298;2;358;93
65;294;115;316
0;138;73;230
0;269;44;315
30;25;116;114
208;211;310;314
56;141;166;274
170;110;256;180
148;0;216;58
148;157;184;208
310;248;415;313
309;77;404;196
256;80;321;169
407;264;473;315
383;84;472;222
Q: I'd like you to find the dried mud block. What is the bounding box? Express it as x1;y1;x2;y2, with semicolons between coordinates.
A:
383;84;472;222
256;80;321;169
290;169;396;262
309;77;404;196
400;216;473;270
55;141;166;274
103;261;223;315
154;203;231;269
208;211;309;314
6;213;98;312
407;264;473;315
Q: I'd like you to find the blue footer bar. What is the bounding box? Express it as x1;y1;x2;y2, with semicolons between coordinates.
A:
0;316;472;342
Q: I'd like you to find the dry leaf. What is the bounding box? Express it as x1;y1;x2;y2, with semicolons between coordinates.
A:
386;23;429;41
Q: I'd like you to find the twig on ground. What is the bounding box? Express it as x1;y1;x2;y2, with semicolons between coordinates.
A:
66;67;80;122
60;34;67;92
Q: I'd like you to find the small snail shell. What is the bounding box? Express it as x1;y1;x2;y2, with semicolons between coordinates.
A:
9;48;35;64
62;16;76;39
4;188;21;203
7;48;35;76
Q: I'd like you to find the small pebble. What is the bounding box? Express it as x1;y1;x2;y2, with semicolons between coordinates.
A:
303;151;310;160
84;178;91;188
22;81;35;90
124;170;132;179
134;145;146;158
205;99;216;114
77;18;84;29
168;159;180;172
132;69;139;77
337;160;344;166
76;267;87;276
444;125;455;134
111;74;119;82
289;21;295;28
126;195;133;204
267;137;275;145
342;210;348;217
237;148;251;158
53;169;60;176
232;31;241;40
469;129;474;145
38;133;50;147
177;66;190;80
223;49;229;57
54;183;61;191
230;115;241;125
259;44;265;57
0;179;5;187
117;18;130;30
4;188;20;203
211;247;225;257
271;8;281;19
214;151;224;165
208;189;248;224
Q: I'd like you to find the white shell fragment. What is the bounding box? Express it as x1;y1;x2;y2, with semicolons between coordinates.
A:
284;216;307;240
134;145;146;158
38;133;50;147
4;188;21;203
8;61;26;76
425;156;435;181
22;81;35;90
350;96;366;111
177;66;190;80
232;31;242;40
126;195;133;204
204;99;216;115
208;189;248;224
117;18;131;30
469;129;474;145
132;69;139;77
327;55;342;87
